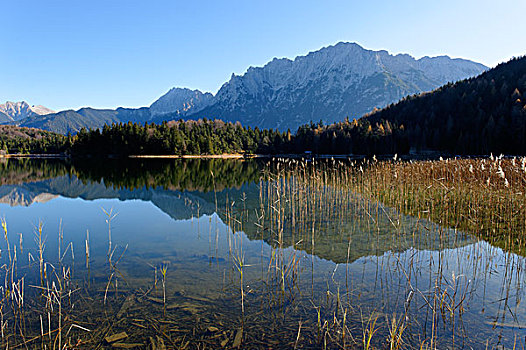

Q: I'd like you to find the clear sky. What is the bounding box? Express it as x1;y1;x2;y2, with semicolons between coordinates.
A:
2;0;525;111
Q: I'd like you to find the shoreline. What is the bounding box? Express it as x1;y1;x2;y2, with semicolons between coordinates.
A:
0;153;504;161
127;154;378;159
128;153;258;159
0;154;67;159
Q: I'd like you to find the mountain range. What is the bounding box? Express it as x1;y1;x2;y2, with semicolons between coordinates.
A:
185;43;486;131
4;42;487;134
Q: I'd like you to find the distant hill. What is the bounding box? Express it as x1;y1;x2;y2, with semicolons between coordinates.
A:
0;111;10;123
20;107;151;135
363;55;526;154
10;43;486;134
285;56;526;156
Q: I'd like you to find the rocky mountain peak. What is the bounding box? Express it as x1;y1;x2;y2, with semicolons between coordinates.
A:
149;88;214;118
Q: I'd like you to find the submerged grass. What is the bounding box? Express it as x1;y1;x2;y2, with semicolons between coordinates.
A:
255;156;526;349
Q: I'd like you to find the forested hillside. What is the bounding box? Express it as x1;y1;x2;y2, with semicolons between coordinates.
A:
286;56;526;156
364;56;526;154
0;125;67;154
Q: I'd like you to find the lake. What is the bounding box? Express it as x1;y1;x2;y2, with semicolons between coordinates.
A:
0;157;524;349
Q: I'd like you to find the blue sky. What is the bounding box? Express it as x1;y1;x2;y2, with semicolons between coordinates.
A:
2;0;525;111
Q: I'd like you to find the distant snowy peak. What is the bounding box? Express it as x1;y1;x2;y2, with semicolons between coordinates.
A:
0;101;55;121
149;88;214;117
30;105;55;116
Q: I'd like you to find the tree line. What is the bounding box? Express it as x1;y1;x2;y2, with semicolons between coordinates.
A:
69;117;407;156
71;119;288;156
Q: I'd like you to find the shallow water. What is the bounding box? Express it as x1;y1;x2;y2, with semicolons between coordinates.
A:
0;158;524;349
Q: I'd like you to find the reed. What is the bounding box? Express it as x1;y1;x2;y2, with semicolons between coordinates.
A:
252;157;526;349
101;207;118;259
160;264;167;316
